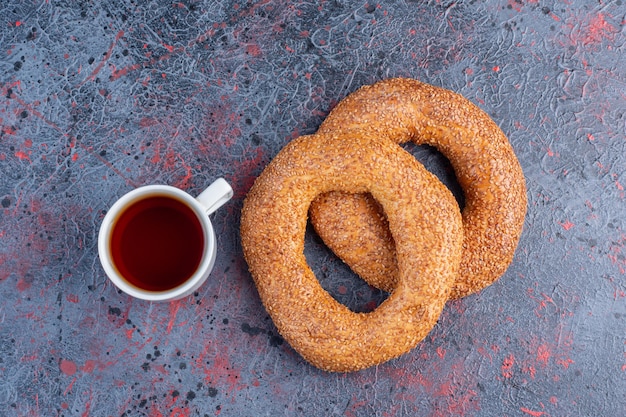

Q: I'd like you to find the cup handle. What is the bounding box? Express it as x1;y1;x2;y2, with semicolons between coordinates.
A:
196;178;234;215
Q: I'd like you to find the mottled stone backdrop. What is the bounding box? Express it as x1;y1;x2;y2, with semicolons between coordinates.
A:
1;0;625;416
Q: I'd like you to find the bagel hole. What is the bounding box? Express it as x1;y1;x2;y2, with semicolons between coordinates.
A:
401;143;465;211
304;222;389;313
304;144;462;313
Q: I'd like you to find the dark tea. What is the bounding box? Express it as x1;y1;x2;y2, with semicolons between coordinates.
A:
110;196;205;292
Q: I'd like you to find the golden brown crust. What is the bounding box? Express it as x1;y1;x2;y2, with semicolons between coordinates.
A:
309;192;399;293
310;78;527;299
240;133;463;372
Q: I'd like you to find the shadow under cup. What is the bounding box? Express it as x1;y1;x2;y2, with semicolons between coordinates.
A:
99;185;222;301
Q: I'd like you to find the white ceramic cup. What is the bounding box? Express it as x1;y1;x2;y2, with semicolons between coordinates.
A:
98;178;233;301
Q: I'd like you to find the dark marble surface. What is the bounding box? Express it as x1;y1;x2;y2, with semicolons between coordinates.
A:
1;1;625;416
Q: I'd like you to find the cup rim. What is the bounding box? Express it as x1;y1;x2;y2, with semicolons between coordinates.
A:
98;185;217;301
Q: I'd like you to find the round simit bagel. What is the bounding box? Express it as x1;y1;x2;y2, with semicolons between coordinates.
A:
240;132;463;372
310;78;527;299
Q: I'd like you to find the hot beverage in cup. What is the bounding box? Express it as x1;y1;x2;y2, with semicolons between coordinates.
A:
98;178;233;301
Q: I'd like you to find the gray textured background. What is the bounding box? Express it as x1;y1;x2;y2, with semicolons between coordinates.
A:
1;0;625;416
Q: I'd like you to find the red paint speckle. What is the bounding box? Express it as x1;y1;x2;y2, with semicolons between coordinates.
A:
81;392;93;417
60;359;78;376
166;300;183;334
564;11;619;50
501;353;515;378
436;346;446;359
558;220;575;231
15;150;30;161
78;30;124;87
536;344;551;367
150;138;163;164
607;240;626;274
111;63;143;81
523;364;537;379
506;0;523;12
556;357;574;369
169;407;191;417
246;44;262;57
200;349;244;395
585;13;618;45
16;278;31;291
520;407;546;416
363;300;378;311
3;125;16;135
81;360;96;373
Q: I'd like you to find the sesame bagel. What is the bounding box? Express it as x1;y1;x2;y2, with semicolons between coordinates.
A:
310;78;527;298
241;132;463;372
